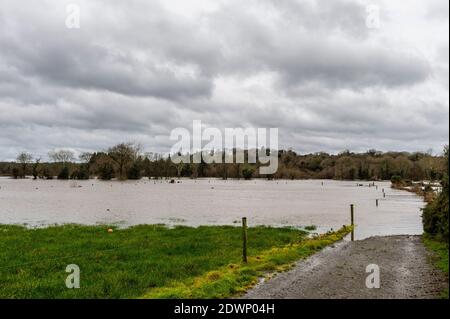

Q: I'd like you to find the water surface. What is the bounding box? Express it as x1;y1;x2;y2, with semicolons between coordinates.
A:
0;178;424;239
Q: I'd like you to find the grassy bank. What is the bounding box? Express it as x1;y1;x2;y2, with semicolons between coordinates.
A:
423;235;449;299
0;224;351;298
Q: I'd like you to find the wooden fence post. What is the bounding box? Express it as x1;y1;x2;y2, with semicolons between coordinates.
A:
242;217;248;263
350;204;354;242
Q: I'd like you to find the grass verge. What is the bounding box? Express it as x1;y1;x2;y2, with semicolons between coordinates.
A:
143;226;351;298
423;235;449;299
0;224;350;298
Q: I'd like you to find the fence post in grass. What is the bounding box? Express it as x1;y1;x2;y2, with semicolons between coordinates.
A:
350;204;354;242
242;217;248;263
376;199;379;207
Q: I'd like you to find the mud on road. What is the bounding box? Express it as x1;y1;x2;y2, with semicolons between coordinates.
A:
243;235;448;299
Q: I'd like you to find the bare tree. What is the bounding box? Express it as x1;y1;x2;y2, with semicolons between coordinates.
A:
16;152;33;178
108;142;141;180
48;150;74;180
32;157;41;180
48;150;75;164
79;152;93;163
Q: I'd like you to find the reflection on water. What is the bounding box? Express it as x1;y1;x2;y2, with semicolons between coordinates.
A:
0;178;424;239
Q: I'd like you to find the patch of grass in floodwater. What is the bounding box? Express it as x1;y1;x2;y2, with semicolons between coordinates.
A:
0;224;349;298
304;225;317;231
423;235;449;299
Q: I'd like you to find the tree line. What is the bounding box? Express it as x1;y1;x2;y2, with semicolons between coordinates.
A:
0;143;447;182
422;146;449;243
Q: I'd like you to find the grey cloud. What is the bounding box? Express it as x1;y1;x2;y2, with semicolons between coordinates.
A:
272;41;431;89
203;2;431;90
426;0;449;20
0;36;213;101
1;0;431;102
268;0;370;39
0;0;448;160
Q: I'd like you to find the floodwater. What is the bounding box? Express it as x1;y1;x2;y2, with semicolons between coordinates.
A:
0;178;424;240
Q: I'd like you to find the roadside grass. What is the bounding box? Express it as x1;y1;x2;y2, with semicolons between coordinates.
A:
423;235;449;299
143;226;351;298
0;224;350;298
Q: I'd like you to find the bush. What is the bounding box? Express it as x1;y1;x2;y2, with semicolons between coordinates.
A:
57;166;70;180
98;163;115;180
127;162;142;180
71;165;90;180
242;167;255;180
41;167;53;179
423;175;449;243
11;167;20;179
32;162;40;180
391;175;402;185
422;147;449;243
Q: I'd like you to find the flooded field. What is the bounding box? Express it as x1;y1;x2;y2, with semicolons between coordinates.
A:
0;178;424;240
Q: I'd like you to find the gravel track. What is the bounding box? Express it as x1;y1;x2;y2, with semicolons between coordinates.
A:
243;235;448;299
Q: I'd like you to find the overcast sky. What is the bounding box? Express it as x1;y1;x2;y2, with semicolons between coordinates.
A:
0;0;448;161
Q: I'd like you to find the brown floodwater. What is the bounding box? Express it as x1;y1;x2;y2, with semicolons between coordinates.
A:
0;178;424;239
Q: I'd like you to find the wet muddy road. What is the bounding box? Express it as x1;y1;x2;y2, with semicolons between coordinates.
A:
243;236;448;299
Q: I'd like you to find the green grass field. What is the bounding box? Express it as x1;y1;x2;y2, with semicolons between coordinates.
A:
423;235;449;299
0;224;350;298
